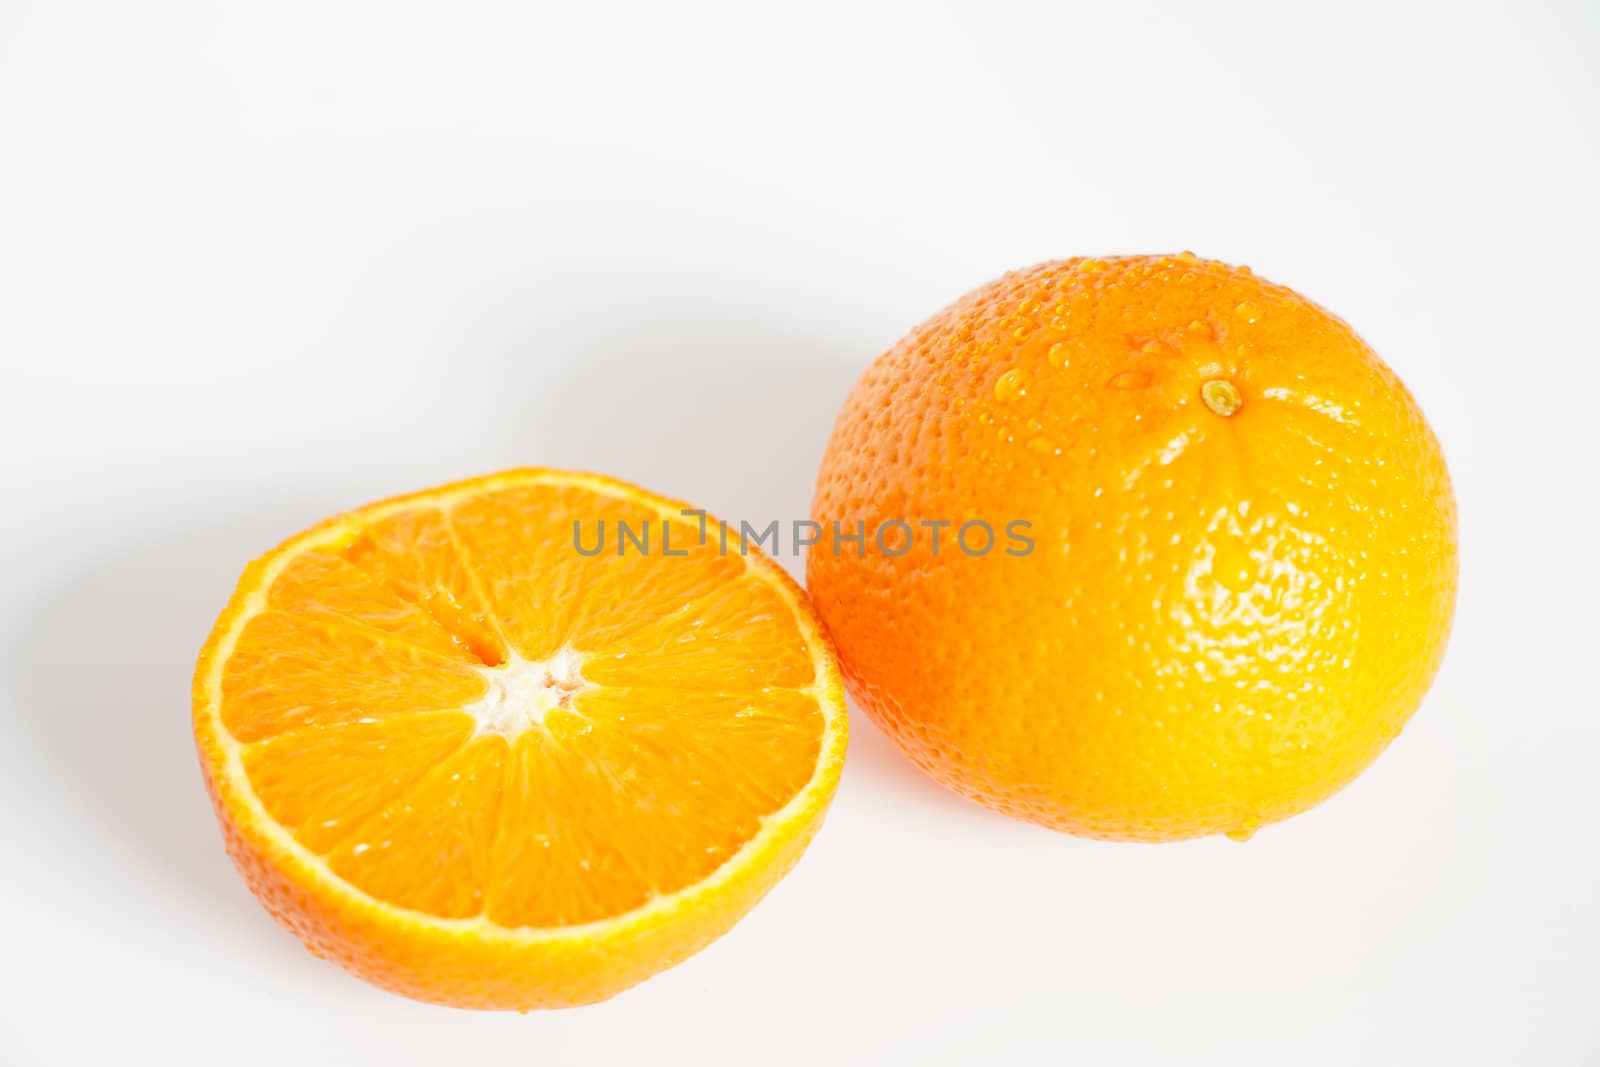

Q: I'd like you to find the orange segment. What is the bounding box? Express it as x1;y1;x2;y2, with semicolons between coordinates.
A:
242;712;474;852
326;736;508;919
268;546;485;663
485;688;824;927
447;483;748;661
340;507;509;666
581;577;818;689
447;483;612;661
220;611;486;742
563;523;746;652
193;468;847;1010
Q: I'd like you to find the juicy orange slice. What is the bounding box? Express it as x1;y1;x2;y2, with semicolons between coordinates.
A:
193;469;847;1009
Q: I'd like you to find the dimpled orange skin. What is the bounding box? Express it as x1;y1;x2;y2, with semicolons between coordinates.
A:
808;255;1457;842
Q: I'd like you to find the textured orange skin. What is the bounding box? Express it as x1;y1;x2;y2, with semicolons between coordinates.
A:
809;256;1457;842
194;469;846;1009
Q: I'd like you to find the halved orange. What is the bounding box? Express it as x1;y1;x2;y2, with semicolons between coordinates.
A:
192;469;847;1010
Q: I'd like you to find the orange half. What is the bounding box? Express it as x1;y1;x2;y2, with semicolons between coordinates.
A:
193;469;847;1009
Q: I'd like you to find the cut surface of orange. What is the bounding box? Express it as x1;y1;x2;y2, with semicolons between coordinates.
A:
193;469;847;1010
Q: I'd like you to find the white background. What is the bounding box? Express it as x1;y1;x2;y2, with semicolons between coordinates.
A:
2;1;1597;1063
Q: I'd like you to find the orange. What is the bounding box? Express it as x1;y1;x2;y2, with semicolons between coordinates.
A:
193;469;847;1009
809;255;1456;842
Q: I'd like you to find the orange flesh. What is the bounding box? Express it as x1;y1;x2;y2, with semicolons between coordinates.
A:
219;482;825;929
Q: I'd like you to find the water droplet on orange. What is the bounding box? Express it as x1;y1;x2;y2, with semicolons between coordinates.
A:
994;369;1027;403
1026;435;1057;456
1212;540;1258;593
1234;301;1261;324
1226;815;1261;842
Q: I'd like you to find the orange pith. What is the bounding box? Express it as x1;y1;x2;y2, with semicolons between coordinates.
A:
194;469;847;1009
809;255;1457;843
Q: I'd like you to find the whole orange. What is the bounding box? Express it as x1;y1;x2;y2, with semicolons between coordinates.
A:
808;255;1457;842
